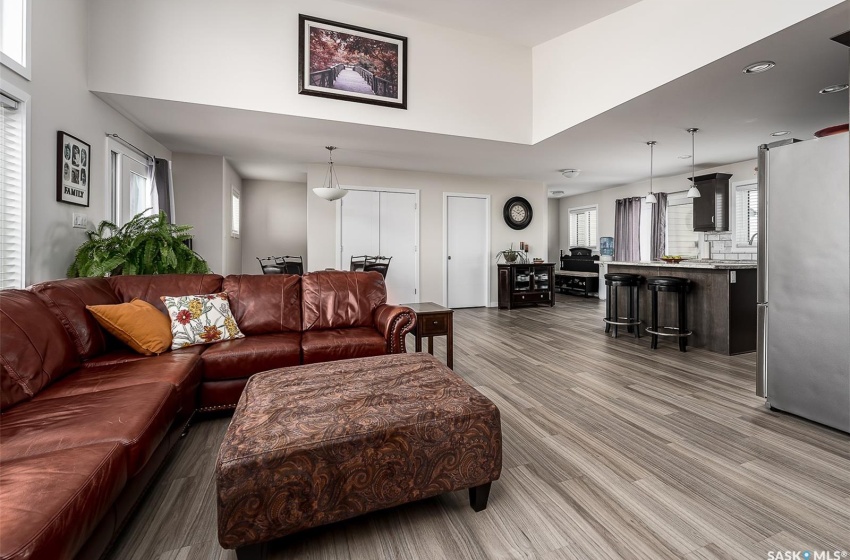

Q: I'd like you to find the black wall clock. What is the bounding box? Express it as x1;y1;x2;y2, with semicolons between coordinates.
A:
503;196;533;230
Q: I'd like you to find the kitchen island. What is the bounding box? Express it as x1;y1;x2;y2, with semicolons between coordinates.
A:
602;261;757;355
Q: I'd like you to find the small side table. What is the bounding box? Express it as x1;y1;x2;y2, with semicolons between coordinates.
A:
402;302;454;369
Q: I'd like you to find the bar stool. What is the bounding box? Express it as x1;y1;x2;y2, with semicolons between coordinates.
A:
645;277;692;352
603;273;643;338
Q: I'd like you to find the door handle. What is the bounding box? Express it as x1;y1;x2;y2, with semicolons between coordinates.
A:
448;256;452;260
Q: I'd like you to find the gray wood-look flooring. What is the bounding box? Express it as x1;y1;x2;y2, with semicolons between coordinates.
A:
105;295;850;560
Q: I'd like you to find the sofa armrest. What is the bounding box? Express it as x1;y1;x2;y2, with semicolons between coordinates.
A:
374;305;417;354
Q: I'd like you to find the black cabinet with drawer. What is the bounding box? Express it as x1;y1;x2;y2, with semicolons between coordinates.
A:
498;263;555;309
691;173;732;232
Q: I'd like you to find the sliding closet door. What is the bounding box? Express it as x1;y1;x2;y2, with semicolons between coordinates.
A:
340;190;380;270
339;189;418;304
379;191;417;304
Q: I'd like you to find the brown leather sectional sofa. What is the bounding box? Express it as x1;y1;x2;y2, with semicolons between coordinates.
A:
0;271;416;560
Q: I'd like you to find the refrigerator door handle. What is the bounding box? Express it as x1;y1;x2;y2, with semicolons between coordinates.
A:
757;144;768;303
756;303;767;398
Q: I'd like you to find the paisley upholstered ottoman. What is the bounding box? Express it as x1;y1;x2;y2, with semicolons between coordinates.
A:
215;352;502;559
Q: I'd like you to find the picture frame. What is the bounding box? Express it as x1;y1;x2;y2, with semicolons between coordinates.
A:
298;14;407;110
57;131;90;207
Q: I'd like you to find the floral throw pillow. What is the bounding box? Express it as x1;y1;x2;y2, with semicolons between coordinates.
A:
161;293;244;350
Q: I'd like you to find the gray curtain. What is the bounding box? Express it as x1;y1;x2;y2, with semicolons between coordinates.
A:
614;197;642;261
651;192;668;260
152;158;175;223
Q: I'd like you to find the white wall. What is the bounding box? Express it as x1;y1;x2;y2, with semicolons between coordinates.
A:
306;165;547;305
223;159;242;275
242;180;308;274
532;0;843;142
87;0;531;144
2;0;171;284
558;159;758;255
172;153;226;274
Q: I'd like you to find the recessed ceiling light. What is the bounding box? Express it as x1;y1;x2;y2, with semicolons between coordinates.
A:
743;61;776;74
819;83;848;94
770;131;790;137
678;155;692;159
560;169;581;178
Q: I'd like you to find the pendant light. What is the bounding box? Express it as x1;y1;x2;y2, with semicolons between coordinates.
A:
645;141;657;204
686;128;701;198
312;146;348;201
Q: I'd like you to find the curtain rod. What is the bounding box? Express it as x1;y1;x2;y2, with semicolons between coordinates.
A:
106;133;155;162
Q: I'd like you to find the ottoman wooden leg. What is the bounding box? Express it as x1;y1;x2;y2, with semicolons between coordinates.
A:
236;542;267;560
469;482;491;512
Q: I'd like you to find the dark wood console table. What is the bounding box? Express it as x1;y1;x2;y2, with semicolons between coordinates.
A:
497;263;555;309
403;302;454;368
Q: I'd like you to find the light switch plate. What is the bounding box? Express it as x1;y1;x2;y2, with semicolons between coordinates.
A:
72;213;88;229
730;270;737;283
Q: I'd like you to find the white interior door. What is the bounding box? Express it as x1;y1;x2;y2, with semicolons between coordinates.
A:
379;191;417;304
447;195;488;308
340;190;380;269
340;189;418;304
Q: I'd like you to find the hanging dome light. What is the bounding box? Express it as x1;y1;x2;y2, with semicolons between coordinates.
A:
645;141;657;204
312;146;348;201
686;128;701;198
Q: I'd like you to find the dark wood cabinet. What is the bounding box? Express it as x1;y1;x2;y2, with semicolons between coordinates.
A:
498;263;555;309
691;173;732;232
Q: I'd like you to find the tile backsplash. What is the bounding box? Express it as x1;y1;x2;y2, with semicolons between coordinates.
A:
704;232;757;261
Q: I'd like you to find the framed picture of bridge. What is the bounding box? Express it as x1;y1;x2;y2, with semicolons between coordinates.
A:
299;14;407;109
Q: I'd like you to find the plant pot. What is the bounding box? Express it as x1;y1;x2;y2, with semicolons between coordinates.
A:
504;252;518;263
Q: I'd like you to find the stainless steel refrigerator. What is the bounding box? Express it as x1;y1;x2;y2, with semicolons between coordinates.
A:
756;133;850;432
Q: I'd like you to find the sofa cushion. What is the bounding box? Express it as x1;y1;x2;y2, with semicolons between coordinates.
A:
301;271;386;331
0;290;80;409
223;274;301;334
33;353;202;417
79;346;204;369
201;333;301;381
108;273;223;314
0;383;179;476
0;443;127;560
87;298;173;355
31;277;120;360
301;328;386;365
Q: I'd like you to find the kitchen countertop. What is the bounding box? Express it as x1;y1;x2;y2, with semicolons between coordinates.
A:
602;260;757;270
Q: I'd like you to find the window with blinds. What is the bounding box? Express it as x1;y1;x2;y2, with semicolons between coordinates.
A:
1;91;25;289
568;206;597;248
735;184;758;247
231;188;240;238
666;195;699;258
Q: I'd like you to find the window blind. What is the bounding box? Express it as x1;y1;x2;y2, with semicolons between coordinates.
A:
231;189;240;237
569;207;597;248
735;185;758;247
666;196;699;257
0;92;25;289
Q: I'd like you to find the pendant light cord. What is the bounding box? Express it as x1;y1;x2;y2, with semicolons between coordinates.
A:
646;140;657;198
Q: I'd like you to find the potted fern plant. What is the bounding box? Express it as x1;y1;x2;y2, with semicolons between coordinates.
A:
68;211;210;277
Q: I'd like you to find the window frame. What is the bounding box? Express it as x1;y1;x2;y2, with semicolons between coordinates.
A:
732;179;759;251
0;80;30;288
107;137;153;226
0;0;32;80
567;204;598;249
230;187;240;238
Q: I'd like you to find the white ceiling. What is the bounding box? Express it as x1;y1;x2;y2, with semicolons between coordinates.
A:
97;4;849;196
334;0;642;47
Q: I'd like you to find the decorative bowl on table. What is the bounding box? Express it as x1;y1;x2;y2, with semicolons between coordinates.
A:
660;256;686;264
